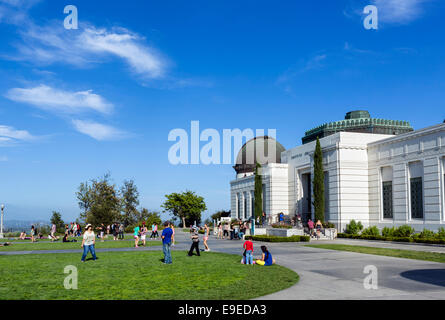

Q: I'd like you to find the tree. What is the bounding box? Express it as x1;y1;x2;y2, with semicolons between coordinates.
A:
120;179;140;227
161;191;207;227
313;137;325;223
50;211;65;233
77;174;121;226
76;181;91;222
211;210;231;221
254;162;263;223
138;208;162;227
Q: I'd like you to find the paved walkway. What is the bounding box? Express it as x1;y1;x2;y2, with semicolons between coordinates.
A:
1;232;445;299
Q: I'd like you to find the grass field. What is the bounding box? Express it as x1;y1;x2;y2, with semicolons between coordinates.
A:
0;239;162;251
0;251;299;300
306;244;445;263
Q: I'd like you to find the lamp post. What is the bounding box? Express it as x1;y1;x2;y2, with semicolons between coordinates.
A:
0;204;4;239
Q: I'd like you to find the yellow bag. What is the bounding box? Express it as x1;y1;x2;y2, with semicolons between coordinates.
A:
256;260;265;266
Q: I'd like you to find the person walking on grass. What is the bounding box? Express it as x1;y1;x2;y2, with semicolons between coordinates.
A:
171;223;176;246
134;225;140;248
30;225;36;243
203;224;210;251
50;223;57;242
81;224;97;262
188;227;200;256
243;237;253;265
119;223;125;240
161;221;173;264
140;223;148;246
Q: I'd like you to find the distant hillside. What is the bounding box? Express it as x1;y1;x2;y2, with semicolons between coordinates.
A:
3;220;50;232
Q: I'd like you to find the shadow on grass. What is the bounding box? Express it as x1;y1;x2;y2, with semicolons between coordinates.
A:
400;269;445;287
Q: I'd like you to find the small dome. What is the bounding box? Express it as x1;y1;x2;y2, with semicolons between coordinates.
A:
233;136;285;175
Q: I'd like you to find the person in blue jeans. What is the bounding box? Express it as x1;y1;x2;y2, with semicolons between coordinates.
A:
161;221;173;264
81;224;97;262
243;238;254;265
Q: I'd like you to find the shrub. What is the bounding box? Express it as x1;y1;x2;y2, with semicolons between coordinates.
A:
323;222;336;229
271;223;293;229
382;227;395;237
345;220;363;235
361;226;380;237
249;235;310;242
437;227;445;239
418;229;435;239
393;225;415;238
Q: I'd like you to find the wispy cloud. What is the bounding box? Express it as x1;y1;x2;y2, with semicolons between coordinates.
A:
72;119;128;141
0;125;36;146
6;85;113;115
372;0;430;24
276;54;327;85
8;21;167;79
344;0;432;25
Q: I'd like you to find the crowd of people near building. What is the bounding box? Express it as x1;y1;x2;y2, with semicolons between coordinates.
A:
4;219;278;267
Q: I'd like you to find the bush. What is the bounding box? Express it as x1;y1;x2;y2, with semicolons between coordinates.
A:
345;220;363;235
393;225;415;238
382;227;395;237
271;223;293;229
418;228;435;239
437;227;445;239
323;222;336;229
361;226;380;237
248;235;310;242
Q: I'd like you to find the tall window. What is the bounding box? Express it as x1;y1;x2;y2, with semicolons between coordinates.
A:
250;191;254;219
237;193;241;219
243;192;247;220
382;181;393;219
410;177;423;219
324;172;330;220
381;167;393;219
409;162;424;220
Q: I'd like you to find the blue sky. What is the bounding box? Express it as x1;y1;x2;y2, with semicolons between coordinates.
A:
0;0;444;222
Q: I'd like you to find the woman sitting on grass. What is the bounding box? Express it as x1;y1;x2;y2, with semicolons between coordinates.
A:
19;231;26;240
255;246;276;266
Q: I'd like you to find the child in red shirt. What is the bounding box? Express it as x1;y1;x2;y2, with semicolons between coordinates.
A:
243;239;254;265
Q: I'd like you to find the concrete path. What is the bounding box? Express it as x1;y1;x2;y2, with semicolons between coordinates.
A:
1;232;445;299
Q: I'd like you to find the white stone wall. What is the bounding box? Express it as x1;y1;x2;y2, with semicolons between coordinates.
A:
368;123;445;231
230;164;289;222
230;123;445;232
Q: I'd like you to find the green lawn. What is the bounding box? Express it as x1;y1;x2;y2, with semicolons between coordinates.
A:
0;239;161;251
306;244;445;264
0;251;299;300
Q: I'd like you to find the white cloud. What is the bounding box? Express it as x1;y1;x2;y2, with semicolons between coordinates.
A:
6;85;113;115
371;0;430;24
10;21;167;79
0;125;36;146
72;119;127;141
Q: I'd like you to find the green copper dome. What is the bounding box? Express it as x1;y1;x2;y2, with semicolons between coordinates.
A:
302;110;414;144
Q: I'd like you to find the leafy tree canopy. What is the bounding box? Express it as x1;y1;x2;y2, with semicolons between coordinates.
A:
161;190;207;227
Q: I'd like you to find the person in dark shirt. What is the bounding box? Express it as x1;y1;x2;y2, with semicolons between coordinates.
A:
161;222;173;264
188;228;200;256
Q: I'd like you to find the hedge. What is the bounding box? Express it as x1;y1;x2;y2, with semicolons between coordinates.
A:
246;235;310;242
338;233;445;245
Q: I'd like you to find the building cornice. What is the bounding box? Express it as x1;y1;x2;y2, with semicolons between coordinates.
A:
368;123;445;148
